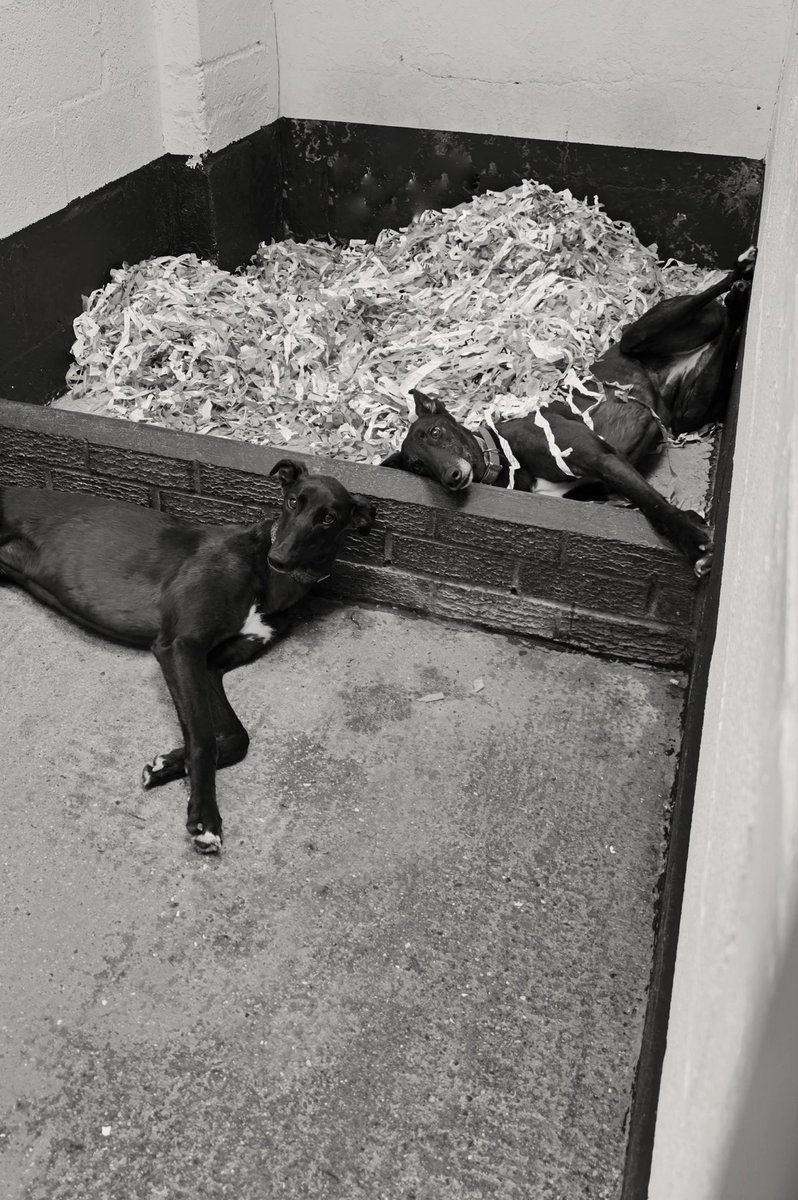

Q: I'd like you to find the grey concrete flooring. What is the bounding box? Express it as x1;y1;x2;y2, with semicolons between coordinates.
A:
0;589;684;1200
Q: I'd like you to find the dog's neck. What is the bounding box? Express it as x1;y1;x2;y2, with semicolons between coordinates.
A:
472;424;507;486
245;523;332;613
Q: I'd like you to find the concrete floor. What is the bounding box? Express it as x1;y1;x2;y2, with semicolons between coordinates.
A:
0;588;684;1200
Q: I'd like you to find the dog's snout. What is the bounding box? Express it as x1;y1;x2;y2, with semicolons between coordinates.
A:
442;460;472;491
267;549;290;571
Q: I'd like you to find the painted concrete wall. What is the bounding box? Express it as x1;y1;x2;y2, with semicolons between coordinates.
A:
0;0;279;240
648;2;798;1196
0;0;162;240
153;0;278;156
0;0;792;240
717;912;798;1199
274;0;793;159
2;0;793;244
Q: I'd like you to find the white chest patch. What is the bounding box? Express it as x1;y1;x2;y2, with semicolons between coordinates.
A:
532;478;579;499
240;605;275;644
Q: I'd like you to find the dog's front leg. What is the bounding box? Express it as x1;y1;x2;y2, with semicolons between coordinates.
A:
152;636;222;853
142;645;263;791
564;425;713;574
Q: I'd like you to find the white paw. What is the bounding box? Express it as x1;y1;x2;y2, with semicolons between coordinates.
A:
694;551;713;578
737;245;757;264
192;830;222;854
142;754;167;788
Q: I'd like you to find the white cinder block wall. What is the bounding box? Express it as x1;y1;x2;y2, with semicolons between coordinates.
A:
273;0;793;158
0;0;161;240
0;0;278;241
153;0;278;156
1;0;795;243
648;3;798;1196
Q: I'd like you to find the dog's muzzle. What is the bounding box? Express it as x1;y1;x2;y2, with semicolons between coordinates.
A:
442;460;474;491
268;523;330;584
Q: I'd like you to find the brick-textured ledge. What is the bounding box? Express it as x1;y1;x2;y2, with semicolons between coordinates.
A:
0;399;699;665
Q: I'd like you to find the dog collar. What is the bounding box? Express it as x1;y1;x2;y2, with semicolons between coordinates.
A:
474;424;504;485
290;566;330;584
269;560;330;585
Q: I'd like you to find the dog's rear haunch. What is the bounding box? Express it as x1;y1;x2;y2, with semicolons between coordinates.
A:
384;249;756;575
0;460;375;854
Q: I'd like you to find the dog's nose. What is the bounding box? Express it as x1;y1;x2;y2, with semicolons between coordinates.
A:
444;466;462;487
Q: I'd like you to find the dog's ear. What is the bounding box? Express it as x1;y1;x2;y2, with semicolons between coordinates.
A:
410;389;447;417
349;497;376;536
270;458;308;488
381;451;408;470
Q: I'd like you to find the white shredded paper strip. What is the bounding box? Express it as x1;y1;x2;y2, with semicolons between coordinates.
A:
61;179;713;464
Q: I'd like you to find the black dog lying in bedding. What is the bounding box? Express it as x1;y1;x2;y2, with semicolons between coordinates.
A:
383;248;756;575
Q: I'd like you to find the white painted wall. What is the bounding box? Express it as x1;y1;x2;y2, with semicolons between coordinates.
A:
0;0;162;240
274;0;793;159
0;0;792;239
648;2;798;1195
0;0;279;240
153;0;278;156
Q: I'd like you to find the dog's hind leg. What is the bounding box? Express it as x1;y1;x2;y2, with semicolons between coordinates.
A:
617;250;755;358
618;278;734;358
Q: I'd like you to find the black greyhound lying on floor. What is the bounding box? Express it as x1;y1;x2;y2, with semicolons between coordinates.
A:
383;248;756;575
0;461;375;853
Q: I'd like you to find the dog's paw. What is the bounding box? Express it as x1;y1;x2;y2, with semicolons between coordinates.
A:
188;816;223;854
142;750;186;789
192;829;223;854
694;547;713;578
674;510;713;575
735;246;757;278
142;753;166;789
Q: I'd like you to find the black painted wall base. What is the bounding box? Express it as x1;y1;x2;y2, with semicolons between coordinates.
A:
0;116;762;406
0;125;282;405
281;119;763;269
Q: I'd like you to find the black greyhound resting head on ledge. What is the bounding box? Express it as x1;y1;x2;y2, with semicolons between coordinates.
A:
0;459;375;854
383;248;757;575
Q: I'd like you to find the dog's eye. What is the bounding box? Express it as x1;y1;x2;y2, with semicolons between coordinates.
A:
287;496;298;510
322;513;335;526
429;426;441;439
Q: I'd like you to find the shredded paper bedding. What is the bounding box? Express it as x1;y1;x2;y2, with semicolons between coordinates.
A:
63;179;714;466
